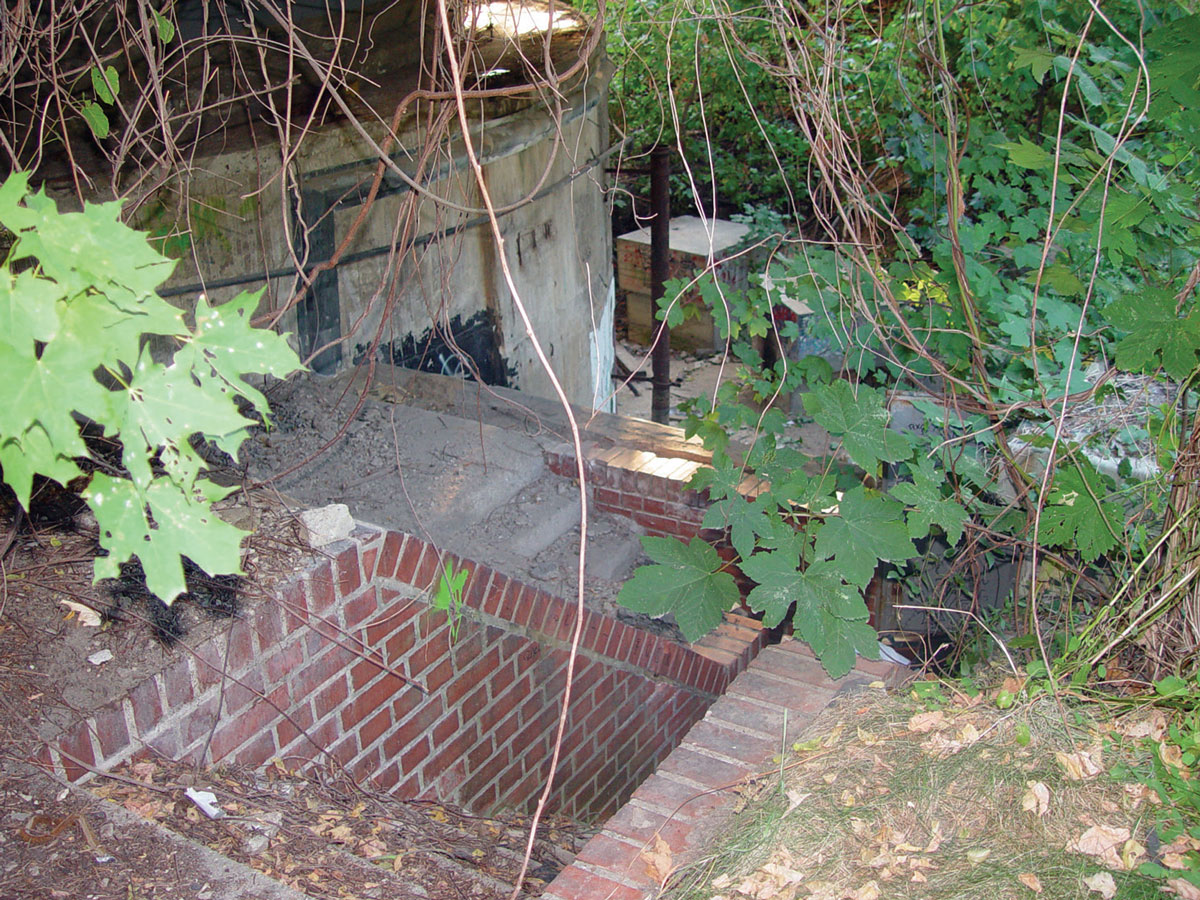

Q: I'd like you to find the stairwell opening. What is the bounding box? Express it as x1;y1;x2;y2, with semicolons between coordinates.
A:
40;522;764;825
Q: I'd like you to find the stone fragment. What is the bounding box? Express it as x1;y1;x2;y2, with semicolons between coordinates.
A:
299;504;354;548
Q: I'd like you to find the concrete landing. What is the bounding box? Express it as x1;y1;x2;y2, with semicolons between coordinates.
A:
245;368;652;604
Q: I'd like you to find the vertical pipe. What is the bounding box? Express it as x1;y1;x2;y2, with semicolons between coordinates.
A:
649;146;671;425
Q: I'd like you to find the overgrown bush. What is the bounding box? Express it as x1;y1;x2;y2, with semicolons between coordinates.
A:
614;0;1200;678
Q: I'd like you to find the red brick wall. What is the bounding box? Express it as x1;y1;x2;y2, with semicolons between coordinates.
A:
38;526;765;821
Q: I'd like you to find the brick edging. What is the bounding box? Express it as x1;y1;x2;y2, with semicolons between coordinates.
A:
544;641;909;899
36;524;770;823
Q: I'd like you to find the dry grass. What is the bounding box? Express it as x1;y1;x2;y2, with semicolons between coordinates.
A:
664;682;1166;900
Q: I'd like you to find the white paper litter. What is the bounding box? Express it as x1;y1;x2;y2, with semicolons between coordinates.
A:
185;788;225;819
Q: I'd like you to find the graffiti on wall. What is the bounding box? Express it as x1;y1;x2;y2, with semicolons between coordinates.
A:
363;312;514;387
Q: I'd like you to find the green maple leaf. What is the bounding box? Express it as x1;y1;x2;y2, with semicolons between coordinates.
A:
1105;288;1200;380
889;457;969;546
175;290;303;419
0;175;302;605
1035;461;1121;562
703;491;771;561
814;486;917;587
0;269;62;351
798;607;880;679
617;536;739;642
0;340;94;473
802;381;910;473
91;473;244;603
11;190;177;307
741;539;878;678
0;428;84;508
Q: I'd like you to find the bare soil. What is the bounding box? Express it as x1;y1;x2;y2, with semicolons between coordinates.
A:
0;485;593;899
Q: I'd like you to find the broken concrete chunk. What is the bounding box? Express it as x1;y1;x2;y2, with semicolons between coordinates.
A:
298;504;355;548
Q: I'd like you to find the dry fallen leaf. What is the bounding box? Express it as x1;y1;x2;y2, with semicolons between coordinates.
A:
907;710;947;733
846;881;880;900
641;834;674;884
1166;877;1200;900
1082;871;1117;898
965;848;991;866
1116;711;1168;741
923;821;943;853
1055;748;1104;780
1018;872;1043;893
1001;676;1026;695
1123;782;1159;809
59;599;101;627
357;838;388;859
1021;781;1051;817
1121;838;1147;871
783;789;809;817
1068;824;1131;869
1161;743;1186;770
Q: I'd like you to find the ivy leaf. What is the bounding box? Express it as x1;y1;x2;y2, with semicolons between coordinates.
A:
152;8;176;43
890;457;969;546
1036;460;1121;562
814;486;917;587
1105;288;1200;380
81;102;110;139
617;536;739;642
802;381;910;473
1000;137;1054;171
90;65;119;104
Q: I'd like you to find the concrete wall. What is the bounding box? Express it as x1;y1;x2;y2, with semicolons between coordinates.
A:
147;60;613;408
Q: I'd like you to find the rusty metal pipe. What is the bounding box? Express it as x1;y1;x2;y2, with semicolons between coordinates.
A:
649;146;671;425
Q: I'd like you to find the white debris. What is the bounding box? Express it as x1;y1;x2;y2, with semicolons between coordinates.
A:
87;649;114;666
298;504;355;548
184;788;224;819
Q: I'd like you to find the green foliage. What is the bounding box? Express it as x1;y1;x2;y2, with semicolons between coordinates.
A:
0;172;303;603
433;561;468;641
615;0;1200;677
1035;459;1123;563
801;383;910;476
617;536;740;642
82;64;120;140
578;0;808;213
1113;674;1200;892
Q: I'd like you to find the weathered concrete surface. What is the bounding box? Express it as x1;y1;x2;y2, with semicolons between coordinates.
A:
244;367;651;610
